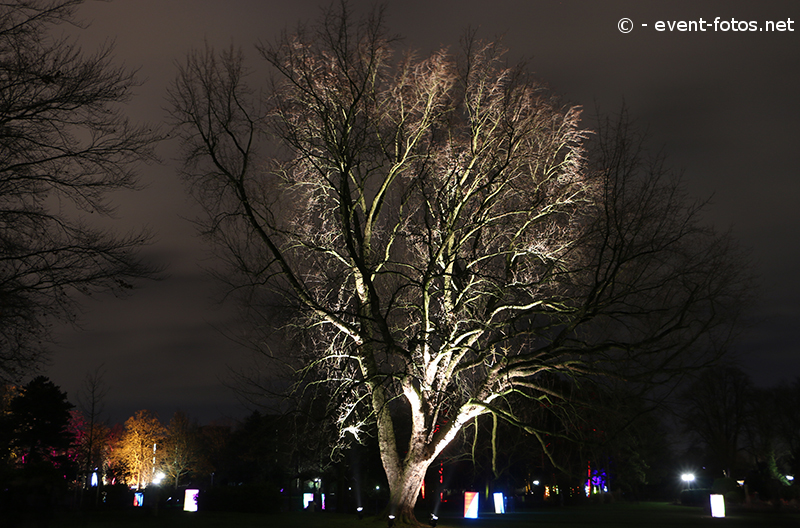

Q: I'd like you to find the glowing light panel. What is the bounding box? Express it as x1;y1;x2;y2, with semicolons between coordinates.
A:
586;469;609;496
464;491;479;518
303;493;314;509
91;472;98;487
493;492;505;514
183;489;199;512
710;494;725;518
133;492;144;507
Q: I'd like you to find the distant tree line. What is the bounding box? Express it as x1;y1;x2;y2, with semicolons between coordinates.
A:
0;375;377;513
2;368;799;517
676;366;800;503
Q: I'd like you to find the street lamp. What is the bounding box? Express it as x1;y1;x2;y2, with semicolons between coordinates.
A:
681;473;695;494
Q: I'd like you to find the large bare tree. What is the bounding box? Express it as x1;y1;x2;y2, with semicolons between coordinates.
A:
0;0;159;380
169;6;746;523
76;365;108;499
160;411;204;489
679;366;752;479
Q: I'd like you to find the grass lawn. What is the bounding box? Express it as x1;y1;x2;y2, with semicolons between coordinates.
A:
44;502;800;528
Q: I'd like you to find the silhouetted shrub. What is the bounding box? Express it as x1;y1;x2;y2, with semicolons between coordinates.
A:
713;477;743;504
680;488;711;506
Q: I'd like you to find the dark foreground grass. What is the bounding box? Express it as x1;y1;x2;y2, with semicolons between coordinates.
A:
43;502;800;528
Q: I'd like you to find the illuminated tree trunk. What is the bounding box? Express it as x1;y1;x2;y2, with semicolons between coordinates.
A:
370;380;437;525
388;458;431;525
375;384;483;525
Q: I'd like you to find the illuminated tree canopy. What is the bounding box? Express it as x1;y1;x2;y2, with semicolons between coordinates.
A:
169;5;747;523
111;409;165;490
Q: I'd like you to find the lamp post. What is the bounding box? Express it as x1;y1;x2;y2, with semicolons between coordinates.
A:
680;473;695;505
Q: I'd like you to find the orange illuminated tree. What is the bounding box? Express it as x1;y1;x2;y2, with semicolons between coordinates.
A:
112;410;166;489
169;5;747;524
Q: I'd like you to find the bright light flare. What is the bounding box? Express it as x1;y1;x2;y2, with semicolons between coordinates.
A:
681;473;695;482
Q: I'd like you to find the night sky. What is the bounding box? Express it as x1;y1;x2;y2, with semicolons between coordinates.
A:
44;0;800;425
